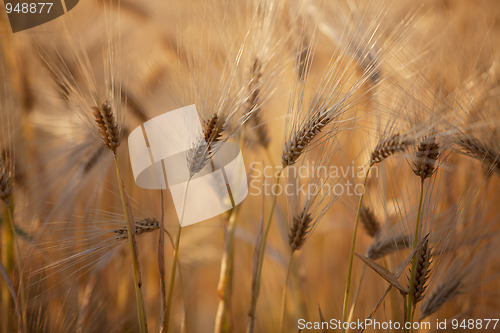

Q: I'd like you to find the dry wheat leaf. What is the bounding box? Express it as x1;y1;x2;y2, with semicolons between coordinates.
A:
355;253;408;294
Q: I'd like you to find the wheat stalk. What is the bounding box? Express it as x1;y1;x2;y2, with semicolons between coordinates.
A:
407;135;440;331
343;130;413;331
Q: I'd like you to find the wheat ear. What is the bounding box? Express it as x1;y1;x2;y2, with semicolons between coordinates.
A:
288;210;313;252
366;234;411;260
360;205;380;238
458;136;500;176
187;113;225;176
113;218;160;240
409;237;431;304
370;133;411;166
92;102;121;153
282;112;331;167
413;136;439;180
420;279;461;320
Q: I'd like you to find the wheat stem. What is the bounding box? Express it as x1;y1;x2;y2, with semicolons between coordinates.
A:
114;155;148;333
165;225;182;332
165;179;190;332
279;252;294;333
347;264;366;326
406;178;425;332
248;169;282;332
1;199;14;332
215;205;241;333
159;190;167;332
5;197;27;333
342;166;371;332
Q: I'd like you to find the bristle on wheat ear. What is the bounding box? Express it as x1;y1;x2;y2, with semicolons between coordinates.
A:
289;210;313;252
370;133;411;166
360;205;380;238
413;136;440;180
410;237;432;304
93;101;121;154
282;112;331;167
114;217;160;240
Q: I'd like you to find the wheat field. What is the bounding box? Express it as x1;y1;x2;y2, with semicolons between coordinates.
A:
0;0;499;332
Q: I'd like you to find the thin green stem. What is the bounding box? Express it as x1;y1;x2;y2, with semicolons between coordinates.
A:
406;178;425;332
114;155;148;333
279;252;294;333
165;179;190;332
341;166;371;332
248;169;282;333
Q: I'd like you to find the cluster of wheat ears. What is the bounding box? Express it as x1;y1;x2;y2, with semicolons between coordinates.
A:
0;0;499;332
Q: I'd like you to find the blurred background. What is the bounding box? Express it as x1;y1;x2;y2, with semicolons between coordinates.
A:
0;0;499;332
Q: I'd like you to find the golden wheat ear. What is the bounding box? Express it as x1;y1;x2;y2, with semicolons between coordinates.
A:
288;209;313;252
413;136;440;180
282;112;332;168
409;236;432;304
370;133;412;166
92;102;121;154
